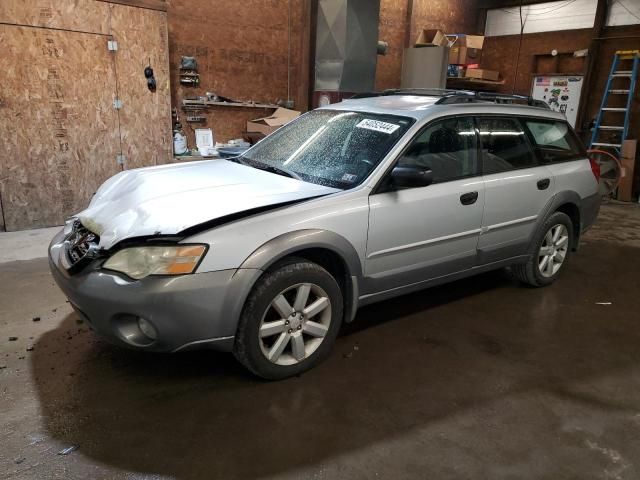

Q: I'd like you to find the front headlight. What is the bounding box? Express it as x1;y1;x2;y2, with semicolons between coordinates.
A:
103;245;207;280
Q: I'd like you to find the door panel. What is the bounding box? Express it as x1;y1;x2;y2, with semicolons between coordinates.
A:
365;115;484;294
0;26;120;230
478;168;555;262
109;4;172;168
476;117;556;263
366;177;485;293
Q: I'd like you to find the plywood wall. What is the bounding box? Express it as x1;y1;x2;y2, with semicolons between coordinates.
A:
0;25;121;230
480;21;640;193
0;0;111;34
481;30;592;96
166;0;309;144
110;3;172;169
585;25;640;142
376;0;481;91
165;0;480;144
0;0;172;231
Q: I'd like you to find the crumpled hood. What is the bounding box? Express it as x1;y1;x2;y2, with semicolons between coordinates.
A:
77;160;338;249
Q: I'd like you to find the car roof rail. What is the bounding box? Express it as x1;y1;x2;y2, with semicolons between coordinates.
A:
349;89;550;109
436;91;550;109
350;88;465;99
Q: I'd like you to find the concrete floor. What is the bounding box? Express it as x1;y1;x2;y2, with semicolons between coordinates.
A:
1;202;640;480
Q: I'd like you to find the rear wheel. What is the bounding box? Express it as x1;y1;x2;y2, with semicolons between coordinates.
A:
511;212;573;287
233;259;343;380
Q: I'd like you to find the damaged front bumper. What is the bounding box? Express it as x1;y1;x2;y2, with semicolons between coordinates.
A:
48;229;261;353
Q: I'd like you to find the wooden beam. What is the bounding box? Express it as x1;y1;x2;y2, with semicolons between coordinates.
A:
298;0;312;112
477;6;487;35
308;0;318;105
404;0;414;48
95;0;167;12
575;0;608;132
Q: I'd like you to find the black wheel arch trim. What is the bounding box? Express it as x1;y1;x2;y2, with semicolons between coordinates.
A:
530;190;589;252
238;229;363;322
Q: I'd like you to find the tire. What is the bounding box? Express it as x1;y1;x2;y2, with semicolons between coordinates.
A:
233;259;343;380
511;211;574;287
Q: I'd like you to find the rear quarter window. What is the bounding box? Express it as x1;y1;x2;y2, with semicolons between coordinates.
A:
523;119;585;163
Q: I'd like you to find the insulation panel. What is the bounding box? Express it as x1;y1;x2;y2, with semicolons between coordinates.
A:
484;0;597;37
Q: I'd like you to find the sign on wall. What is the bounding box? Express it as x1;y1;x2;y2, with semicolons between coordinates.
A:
531;75;584;127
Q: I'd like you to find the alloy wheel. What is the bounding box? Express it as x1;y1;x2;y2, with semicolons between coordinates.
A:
258;283;332;366
538;224;569;278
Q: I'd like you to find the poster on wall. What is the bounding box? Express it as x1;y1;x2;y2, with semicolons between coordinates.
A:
531;75;584;128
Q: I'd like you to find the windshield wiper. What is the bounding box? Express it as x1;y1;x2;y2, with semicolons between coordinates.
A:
249;161;302;180
230;155;302;180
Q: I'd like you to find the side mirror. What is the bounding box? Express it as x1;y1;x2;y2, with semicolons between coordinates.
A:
390;165;433;189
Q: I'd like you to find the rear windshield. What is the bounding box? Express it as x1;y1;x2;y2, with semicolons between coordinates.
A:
241;110;413;189
523;119;585;163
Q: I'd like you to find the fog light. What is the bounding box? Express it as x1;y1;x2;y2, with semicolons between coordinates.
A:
137;317;157;340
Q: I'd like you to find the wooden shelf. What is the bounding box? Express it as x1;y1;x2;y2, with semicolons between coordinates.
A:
182;99;279;109
446;77;505;90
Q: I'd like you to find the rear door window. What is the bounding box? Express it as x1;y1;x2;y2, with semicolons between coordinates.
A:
523;119;585;163
477;117;538;175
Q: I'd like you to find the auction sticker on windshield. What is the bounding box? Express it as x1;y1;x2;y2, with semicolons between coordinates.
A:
356;119;400;134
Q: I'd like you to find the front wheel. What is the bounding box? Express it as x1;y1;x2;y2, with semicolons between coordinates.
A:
233;259;343;380
511;212;573;287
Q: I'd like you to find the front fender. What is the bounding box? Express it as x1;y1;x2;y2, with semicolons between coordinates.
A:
240;229;362;275
239;229;364;322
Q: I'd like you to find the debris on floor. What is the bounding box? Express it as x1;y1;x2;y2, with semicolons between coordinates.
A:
596;302;613;305
58;445;79;456
343;343;360;359
9;336;18;341
14;457;25;465
26;346;34;352
32;316;41;322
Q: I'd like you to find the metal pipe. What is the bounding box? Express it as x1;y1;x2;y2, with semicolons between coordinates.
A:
594;35;640;40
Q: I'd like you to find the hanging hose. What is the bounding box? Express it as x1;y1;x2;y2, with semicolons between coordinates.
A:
587;149;623;196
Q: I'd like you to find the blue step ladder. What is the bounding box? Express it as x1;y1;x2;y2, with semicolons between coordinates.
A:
589;50;639;153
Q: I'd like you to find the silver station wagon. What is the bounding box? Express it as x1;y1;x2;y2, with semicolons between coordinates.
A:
50;89;601;379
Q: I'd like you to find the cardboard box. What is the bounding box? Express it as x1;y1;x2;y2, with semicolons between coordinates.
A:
464;68;500;81
617;139;637;202
247;108;300;136
245;131;266;145
448;34;485;65
415;29;448;47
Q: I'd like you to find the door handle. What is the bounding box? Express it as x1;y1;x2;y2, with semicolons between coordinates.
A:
460;191;478;205
537;178;551;190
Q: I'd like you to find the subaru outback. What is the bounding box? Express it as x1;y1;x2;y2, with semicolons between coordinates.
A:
49;89;601;379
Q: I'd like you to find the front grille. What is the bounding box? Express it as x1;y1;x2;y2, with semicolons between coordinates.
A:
65;220;100;269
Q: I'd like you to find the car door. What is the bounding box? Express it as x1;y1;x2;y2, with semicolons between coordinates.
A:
365;116;485;294
476;116;556;264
